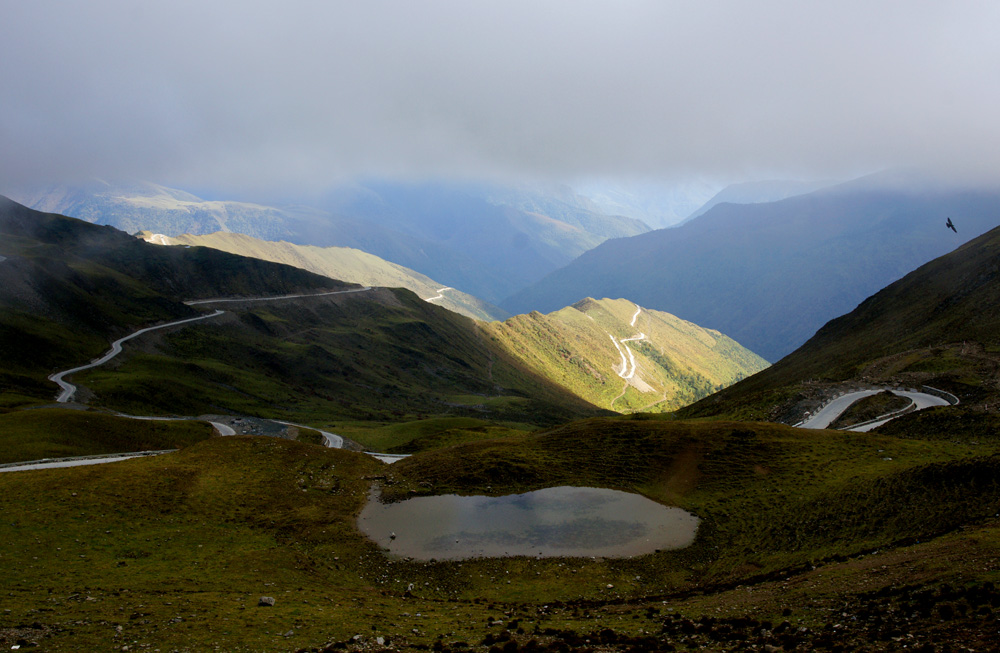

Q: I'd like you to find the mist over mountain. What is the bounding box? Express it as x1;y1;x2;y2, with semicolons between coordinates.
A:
683;219;1000;423
317;180;650;295
503;172;1000;362
10;179;650;304
569;178;723;229
686;178;838;221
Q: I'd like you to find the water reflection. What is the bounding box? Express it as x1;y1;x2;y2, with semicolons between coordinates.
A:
358;485;698;560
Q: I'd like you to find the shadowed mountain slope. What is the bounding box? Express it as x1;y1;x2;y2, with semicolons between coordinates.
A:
0;196;602;423
685;178;836;221
0;195;349;408
504;172;1000;362
682;222;1000;421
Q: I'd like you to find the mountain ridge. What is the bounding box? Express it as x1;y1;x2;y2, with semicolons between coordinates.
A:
9;179;652;303
680;221;1000;423
136;230;509;322
502;172;1000;361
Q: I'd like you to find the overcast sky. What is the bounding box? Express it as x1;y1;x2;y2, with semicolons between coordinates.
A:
3;1;1000;195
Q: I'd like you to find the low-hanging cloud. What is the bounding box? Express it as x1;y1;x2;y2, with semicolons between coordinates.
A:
2;1;1000;193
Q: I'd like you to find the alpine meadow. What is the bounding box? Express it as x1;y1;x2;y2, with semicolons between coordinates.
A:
3;3;1000;651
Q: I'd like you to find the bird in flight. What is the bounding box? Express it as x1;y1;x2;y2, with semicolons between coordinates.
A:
946;217;957;233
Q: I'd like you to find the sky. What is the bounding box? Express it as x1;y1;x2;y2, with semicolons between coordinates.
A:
3;1;1000;196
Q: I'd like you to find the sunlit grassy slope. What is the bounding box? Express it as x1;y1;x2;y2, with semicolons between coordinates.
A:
139;230;509;322
483;297;768;413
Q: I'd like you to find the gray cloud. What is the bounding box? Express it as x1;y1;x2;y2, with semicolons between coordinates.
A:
3;1;1000;193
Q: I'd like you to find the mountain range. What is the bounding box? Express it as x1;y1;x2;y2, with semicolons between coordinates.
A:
0;196;762;425
504;171;1000;361
136;230;509;322
9;179;650;304
683;219;1000;424
5;185;1000;649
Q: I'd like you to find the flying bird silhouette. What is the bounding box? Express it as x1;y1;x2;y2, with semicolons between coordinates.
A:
946;217;957;233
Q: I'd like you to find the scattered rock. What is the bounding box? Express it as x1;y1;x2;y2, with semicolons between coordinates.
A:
258;596;276;607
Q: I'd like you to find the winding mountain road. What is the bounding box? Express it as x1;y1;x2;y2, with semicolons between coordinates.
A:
49;310;226;403
423;287;451;302
20;287;388;474
0;450;175;474
51;286;373;403
798;388;953;432
276;420;344;448
611;304;647;380
185;286;371;305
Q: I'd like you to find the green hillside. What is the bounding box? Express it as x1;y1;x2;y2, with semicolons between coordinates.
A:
6;197;1000;650
138;230;509;322
71;285;602;426
0;196;347;410
483;297;768;412
5;419;1000;650
0;197;602;426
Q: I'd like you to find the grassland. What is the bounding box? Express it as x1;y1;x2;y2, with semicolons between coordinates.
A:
0;408;214;464
4;418;1000;650
329;416;535;453
69;288;602;428
482;298;767;414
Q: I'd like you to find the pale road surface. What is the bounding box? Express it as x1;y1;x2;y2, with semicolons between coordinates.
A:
49;310;226;403
366;452;410;464
275;420;344;449
423;287;451;302
611;304;647;380
29;285;421;472
799;389;951;431
122;414;237;436
610;303;650;408
0;451;173;474
185;286;372;305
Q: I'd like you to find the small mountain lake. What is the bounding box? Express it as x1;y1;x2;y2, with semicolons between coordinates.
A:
358;485;699;560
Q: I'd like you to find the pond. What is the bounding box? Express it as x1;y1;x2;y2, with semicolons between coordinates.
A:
357;485;699;560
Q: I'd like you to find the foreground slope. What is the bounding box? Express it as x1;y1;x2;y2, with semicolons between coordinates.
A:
505;171;1000;361
5;419;1000;650
483;297;767;412
138;230;508;321
682;222;1000;423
